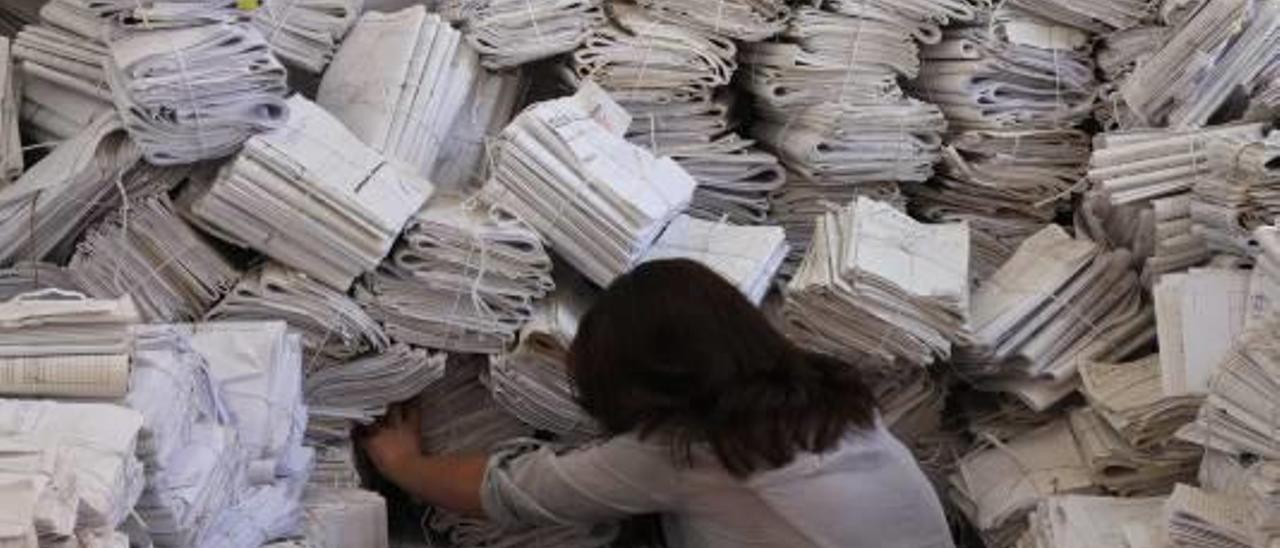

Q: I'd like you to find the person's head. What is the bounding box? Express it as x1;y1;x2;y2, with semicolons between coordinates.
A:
567;259;877;478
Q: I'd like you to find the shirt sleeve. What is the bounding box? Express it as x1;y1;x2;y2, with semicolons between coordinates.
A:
480;436;682;528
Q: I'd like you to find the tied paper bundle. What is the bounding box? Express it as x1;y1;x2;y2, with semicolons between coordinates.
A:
357;196;554;355
1178;314;1280;462
768;180;905;276
910;129;1091;283
634;0;788;41
479;82;696;287
1075;192;1212;286
956;224;1153;411
429;67;523;192
208;264;389;370
0;290;138;399
318;7;481;178
1089;123;1268;206
640;215;787;305
0;37;19;184
1009;0;1157;33
437;0;604;69
783;197;970;367
106;21;291;165
567;4;784;224
1079;355;1202;455
0;115;142;266
917;6;1097;131
486;278;598;440
11;22;114;141
69;194;241;323
1067;407;1199;496
1153;268;1250;397
250;0;362;73
305;344;447;433
1191;131;1280;255
1160;484;1261;548
0;263;82;301
1020;494;1164;548
182;96;434;291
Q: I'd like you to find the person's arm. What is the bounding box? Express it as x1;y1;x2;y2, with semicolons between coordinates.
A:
359;403;487;517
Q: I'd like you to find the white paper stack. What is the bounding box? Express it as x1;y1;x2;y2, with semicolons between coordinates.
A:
640;215;787;304
1094;25;1170;131
0;441;78;548
295;487;389;548
783;197;970;367
635;0;788;41
1068;407;1198;496
1079;355;1203;454
1089;123;1268;206
318;7;481;178
357;196;553;354
251;0;362;73
207;264;389;370
0;290;137;399
479;82;696;287
183;96;433;290
0;36;19;185
768;179;905;276
486;277;597;440
437;0;604;69
1153;268;1250;397
11;7;114;142
1021;494;1164;548
69;194;240;322
948;419;1098;548
429;67;523;192
305;344;446;428
1161;483;1258;548
1178;314;1280;461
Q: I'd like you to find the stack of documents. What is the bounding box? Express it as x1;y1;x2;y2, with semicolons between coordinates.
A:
0;263;82;301
1161;484;1259;548
296;487;389;548
309;440;361;489
567;4;783;223
1191;131;1280;255
768;179;904;276
429;67;523;192
305;344;446;429
639;215;787;304
783;197;970;367
318;7;481;178
479;82;696;287
1068;407;1198;496
1009;0;1156;33
208;264;389;370
0;114;141;266
11;13;114;141
1079;355;1203;454
356;196;554;355
917;6;1096;131
200;475;310;548
486;278;597;440
106;22;290;165
0;37;19;184
1179;314;1280;461
437;0;604;69
636;0;788;41
182;96;433;291
1089;123;1268;206
69;194;241;322
1077;192;1214;285
0;290;138;399
948;419;1098;548
1153;268;1250;397
420;357;533;455
250;0;361;73
1021;495;1164;548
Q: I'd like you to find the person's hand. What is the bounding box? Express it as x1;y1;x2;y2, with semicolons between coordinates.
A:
360;401;424;483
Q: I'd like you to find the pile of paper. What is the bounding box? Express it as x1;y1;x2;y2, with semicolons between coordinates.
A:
1089;123;1268;206
209;264;389;370
783;197;969;367
318;7;480;178
1010;0;1156;33
479;83;696;287
0;290;138;399
305;344;446;429
1153;268;1250;397
1179;314;1280;461
436;0;604;69
630;0;786;41
11;10;114;141
429;67;523;192
1161;483;1259;548
295;487;389;548
0;36;18;184
639;215;787;304
1079;355;1203;454
68;194;240;322
768;180;904;276
1020;494;1164;548
1190;131;1280;255
357;196;553;354
0;262;82;301
1068;407;1198;496
419;356;534;455
250;0;361;73
182;96;434;291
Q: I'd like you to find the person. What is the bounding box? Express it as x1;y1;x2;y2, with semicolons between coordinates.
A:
361;259;955;548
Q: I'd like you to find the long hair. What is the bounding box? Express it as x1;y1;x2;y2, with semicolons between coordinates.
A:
567;259;877;477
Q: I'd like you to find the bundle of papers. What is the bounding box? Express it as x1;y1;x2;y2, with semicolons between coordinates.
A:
1162;483;1259;548
309;440;361;489
486;278;597;440
479;82;696;287
250;0;361;73
639;215;787;304
1089;123;1268;206
1179;314;1280;461
208;264;389;369
134;421;244;547
305;344;446;427
0;263;82;301
12;23;109;106
0;37;19;185
0;114;142;266
419;356;533;455
318;7;480;177
106;22;290;165
1021;494;1165;548
1153;268;1250;397
1068;407;1198;496
917;7;1097;131
69;194;240;322
182;96;433;291
0;290;138;399
356;196;553;355
437;0;604;69
948;419;1098;548
635;0;788;41
1009;0;1156;33
767;179;904;276
1079;355;1203;453
783;197;970;367
296;487;389;548
1191;131;1280;254
429;67;523;192
1076;192;1213;285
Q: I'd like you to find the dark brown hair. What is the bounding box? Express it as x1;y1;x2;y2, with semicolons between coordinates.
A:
567;259;877;477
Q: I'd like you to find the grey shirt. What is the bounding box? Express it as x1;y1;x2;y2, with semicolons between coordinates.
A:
481;422;955;548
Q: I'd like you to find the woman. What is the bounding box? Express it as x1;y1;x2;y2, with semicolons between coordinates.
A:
361;259;954;547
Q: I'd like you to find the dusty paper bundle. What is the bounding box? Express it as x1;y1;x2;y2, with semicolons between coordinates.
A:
1161;483;1259;548
917;6;1097;131
479;82;696;287
305;344;446;428
1153;267;1250;397
1088;123;1268;206
635;0;788;41
318;6;480;178
486;277;597;440
948;419;1098;548
768;179;905;276
783;197;970;367
640;215;787;304
182;96;433;291
1020;494;1165;548
250;0;361;73
0;37;19;185
106;21;290;165
1179;314;1280;461
0;263;82;301
437;0;604;69
208;264;389;370
0;114;142;266
356;195;553;355
0;290;138;399
1079;355;1203;453
69;194;240;322
1191;131;1280;254
1075;192;1213;286
1068;407;1198;496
